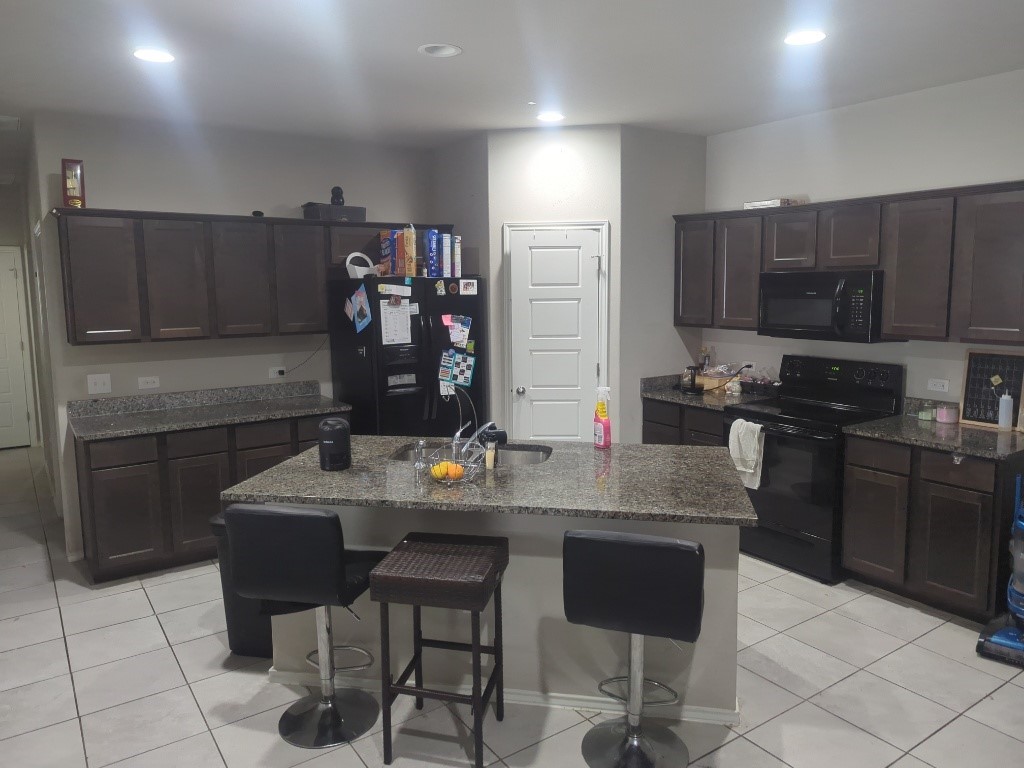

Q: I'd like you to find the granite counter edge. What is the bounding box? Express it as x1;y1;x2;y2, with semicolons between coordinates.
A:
843;421;1024;461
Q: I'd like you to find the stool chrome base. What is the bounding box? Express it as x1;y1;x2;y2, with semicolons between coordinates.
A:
580;717;689;768
278;689;380;749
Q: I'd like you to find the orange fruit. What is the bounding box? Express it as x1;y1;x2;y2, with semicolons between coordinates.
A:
447;462;465;480
430;462;449;480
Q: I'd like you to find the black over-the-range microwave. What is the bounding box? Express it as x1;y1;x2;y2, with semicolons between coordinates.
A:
758;269;884;343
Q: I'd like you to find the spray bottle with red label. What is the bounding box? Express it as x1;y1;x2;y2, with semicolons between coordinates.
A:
594;387;612;449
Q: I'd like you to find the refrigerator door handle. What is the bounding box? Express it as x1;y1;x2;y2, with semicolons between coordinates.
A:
425;315;440;419
419;314;432;421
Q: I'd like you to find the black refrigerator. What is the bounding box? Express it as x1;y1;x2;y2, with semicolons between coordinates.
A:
327;276;489;437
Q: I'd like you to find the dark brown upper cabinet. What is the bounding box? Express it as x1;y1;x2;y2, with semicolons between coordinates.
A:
880;198;955;341
61;216;142;344
330;226;385;269
817;202;881;268
143;220;210;340
713;216;762;329
763;211;817;270
949;190;1024;344
274;225;327;334
674;220;715;326
212;221;273;336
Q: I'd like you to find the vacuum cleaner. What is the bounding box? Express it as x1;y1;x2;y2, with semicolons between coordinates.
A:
976;474;1024;667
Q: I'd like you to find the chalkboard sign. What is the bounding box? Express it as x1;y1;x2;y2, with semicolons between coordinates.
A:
959;350;1024;429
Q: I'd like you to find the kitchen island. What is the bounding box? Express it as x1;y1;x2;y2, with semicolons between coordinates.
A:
221;436;756;723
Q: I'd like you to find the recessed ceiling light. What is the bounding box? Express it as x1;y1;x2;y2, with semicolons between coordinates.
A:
527;101;537;106
133;47;175;63
537;111;565;123
784;29;826;46
417;43;462;58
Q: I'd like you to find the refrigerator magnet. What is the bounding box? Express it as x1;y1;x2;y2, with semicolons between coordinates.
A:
352;284;371;333
439;348;456;381
459;279;478;295
435;280;446;296
450;352;476;387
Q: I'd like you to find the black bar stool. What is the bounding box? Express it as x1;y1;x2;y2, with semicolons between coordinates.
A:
370;532;509;768
223;503;389;749
563;530;705;768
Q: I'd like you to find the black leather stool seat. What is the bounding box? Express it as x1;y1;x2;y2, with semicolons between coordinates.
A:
224;504;388;607
563;530;704;641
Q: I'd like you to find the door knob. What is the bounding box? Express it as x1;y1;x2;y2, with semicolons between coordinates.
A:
515;386;526;395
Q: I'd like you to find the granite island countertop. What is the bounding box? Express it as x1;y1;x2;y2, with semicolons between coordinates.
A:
845;415;1024;460
221;435;757;526
68;381;351;442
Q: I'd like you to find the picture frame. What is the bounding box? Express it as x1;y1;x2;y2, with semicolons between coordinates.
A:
958;349;1024;431
61;158;85;208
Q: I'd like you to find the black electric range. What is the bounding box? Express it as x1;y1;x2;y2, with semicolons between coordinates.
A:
724;355;904;582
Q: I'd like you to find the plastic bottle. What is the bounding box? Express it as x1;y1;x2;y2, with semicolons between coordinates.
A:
999;392;1014;431
594;387;612;449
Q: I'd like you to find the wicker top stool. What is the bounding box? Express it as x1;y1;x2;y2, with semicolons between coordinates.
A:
370;532;509;768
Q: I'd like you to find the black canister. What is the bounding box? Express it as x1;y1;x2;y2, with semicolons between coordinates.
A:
318;417;351;471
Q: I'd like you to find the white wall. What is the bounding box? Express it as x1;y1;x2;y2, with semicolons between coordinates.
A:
29;111;433;557
619;126;706;442
703;69;1024;399
486;126;623;432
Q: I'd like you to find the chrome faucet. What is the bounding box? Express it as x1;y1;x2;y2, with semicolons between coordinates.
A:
463;421;497;455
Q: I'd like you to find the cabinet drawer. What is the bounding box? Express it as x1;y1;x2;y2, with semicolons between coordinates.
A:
846;437;911;475
297;415;330;442
235;420;292;449
89;437;158;469
166;428;229;459
919;450;995;493
298;440;319;453
685;407;724;436
642;421;681;445
642;399;681;428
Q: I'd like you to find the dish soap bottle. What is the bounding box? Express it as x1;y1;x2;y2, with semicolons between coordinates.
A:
594;387;612;449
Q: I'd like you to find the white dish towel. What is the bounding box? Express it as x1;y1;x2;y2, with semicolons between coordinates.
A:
729;418;764;490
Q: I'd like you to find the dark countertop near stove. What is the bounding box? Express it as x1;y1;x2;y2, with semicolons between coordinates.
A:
844;415;1024;460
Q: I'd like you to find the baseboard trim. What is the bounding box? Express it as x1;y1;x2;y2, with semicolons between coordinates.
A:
268;667;740;726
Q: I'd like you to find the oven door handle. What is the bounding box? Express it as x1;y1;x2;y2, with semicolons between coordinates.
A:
759;424;836;442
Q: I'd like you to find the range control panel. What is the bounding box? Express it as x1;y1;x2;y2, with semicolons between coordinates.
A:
781;355;904;394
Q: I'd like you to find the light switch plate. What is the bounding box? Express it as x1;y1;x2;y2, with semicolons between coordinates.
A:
138;376;160;390
87;373;111;395
927;378;950;393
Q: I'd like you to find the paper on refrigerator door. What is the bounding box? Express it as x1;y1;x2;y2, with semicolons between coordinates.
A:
380;300;411;345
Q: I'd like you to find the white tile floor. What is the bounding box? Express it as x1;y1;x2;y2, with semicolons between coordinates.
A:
1;445;1022;767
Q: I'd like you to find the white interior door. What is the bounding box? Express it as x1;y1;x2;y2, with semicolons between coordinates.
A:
0;248;31;449
508;225;605;441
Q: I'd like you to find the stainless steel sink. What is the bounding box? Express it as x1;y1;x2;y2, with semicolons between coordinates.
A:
389;442;551;466
494;444;552;466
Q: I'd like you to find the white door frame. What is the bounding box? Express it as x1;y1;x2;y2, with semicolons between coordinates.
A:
501;221;610;432
0;245;37;448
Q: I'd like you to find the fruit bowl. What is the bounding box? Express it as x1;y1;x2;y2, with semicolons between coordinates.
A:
425;449;482;485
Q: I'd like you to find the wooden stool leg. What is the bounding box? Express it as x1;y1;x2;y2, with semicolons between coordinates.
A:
494;581;504;721
380;602;393;765
413;605;424;709
471;610;483;768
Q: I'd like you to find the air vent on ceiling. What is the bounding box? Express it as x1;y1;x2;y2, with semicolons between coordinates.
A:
0;174;16;185
0;116;21;131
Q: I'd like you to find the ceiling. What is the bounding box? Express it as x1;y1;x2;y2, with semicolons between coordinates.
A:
1;0;1023;168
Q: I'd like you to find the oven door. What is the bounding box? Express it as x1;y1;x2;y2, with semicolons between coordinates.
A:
727;418;842;538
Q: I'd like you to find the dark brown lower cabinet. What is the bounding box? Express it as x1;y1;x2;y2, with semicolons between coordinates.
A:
642;421;680;445
640;398;725;446
169;453;230;554
842;465;909;586
89;463;165;572
906;480;993;613
237;444;294;481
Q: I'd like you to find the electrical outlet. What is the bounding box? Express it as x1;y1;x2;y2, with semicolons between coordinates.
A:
269;367;286;380
138;376;160;390
742;360;757;372
87;373;111;395
927;378;950;393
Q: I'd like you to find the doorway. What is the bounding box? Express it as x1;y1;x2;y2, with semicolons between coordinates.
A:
0;246;33;449
504;223;609;441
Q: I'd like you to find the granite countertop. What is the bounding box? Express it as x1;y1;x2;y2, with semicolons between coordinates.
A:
845;416;1024;460
221;435;757;526
68;381;350;441
640;374;770;412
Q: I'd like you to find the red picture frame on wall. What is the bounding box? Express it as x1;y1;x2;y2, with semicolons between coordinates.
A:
62;158;85;208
